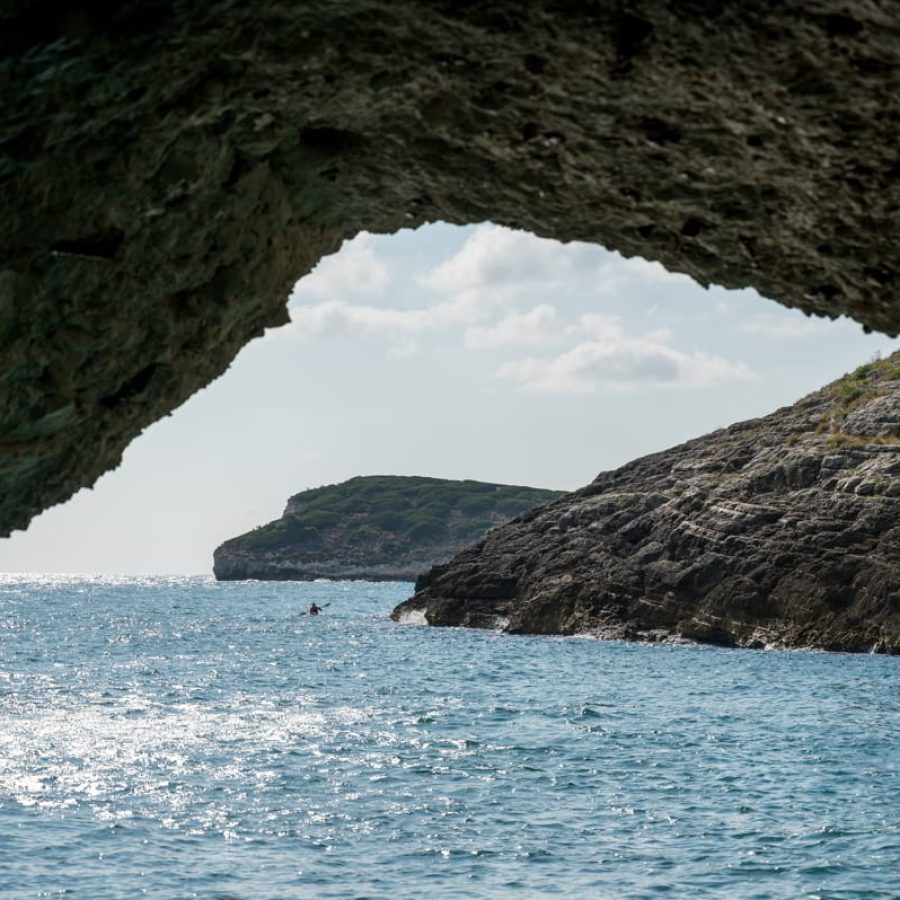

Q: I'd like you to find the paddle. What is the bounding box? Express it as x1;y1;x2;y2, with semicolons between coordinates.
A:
297;602;331;617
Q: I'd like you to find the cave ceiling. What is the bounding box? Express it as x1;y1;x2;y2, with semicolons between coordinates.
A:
2;1;900;534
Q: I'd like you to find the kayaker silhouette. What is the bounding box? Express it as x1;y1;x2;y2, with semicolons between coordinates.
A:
308;602;322;616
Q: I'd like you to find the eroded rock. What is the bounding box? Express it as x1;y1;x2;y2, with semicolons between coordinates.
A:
393;355;900;653
4;2;900;532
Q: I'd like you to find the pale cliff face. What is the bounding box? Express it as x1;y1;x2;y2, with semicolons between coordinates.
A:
4;2;900;532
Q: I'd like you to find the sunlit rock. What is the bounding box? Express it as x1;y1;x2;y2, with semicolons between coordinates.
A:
394;355;900;653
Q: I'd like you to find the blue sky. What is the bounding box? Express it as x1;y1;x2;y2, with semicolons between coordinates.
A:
1;223;896;573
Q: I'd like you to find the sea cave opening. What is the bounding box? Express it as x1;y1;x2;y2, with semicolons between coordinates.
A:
0;222;895;576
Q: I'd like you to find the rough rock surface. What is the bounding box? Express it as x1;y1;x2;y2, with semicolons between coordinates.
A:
393;355;900;653
4;2;900;534
214;475;562;582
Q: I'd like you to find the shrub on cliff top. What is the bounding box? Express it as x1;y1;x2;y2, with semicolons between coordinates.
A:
227;476;564;553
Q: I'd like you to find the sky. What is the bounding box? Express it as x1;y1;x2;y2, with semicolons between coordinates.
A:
1;222;896;574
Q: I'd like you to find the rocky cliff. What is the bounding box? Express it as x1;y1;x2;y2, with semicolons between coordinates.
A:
393;356;900;653
214;475;563;581
5;2;900;535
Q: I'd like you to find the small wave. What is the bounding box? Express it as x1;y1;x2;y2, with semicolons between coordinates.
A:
395;608;428;626
2;577;899;899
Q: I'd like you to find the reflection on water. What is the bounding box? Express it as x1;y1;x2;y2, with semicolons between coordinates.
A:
0;576;898;898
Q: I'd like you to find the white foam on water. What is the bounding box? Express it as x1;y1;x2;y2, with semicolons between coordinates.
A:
395;609;428;626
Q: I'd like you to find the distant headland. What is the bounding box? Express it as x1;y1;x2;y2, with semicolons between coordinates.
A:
213;475;564;582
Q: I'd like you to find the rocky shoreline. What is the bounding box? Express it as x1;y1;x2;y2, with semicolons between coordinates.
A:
213;557;439;583
393;356;900;653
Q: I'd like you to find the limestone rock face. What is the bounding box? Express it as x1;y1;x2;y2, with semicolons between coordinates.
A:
5;2;900;533
393;356;900;653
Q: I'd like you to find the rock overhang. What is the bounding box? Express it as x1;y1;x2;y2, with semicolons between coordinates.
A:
3;1;900;533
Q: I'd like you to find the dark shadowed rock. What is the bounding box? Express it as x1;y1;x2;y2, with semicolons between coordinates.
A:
214;475;562;581
4;2;900;533
393;355;900;653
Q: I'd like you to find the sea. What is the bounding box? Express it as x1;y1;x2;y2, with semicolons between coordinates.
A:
0;575;897;899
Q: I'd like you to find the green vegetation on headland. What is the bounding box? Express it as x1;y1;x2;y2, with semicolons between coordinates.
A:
784;353;900;449
831;355;900;413
238;476;563;551
213;475;565;581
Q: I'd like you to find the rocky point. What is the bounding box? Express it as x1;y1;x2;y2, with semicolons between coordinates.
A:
394;355;900;653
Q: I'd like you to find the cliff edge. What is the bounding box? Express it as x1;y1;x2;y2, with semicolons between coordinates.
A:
214;475;563;582
393;356;900;653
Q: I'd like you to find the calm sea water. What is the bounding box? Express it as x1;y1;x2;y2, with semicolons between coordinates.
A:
0;576;898;898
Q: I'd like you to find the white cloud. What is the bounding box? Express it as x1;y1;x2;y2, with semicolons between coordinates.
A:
498;317;754;393
576;312;625;341
282;224;740;377
620;255;694;287
288;293;494;339
291;232;390;301
418;225;699;327
421;224;604;296
285;291;492;356
465;305;560;350
577;313;672;344
738;312;834;339
289;299;431;338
